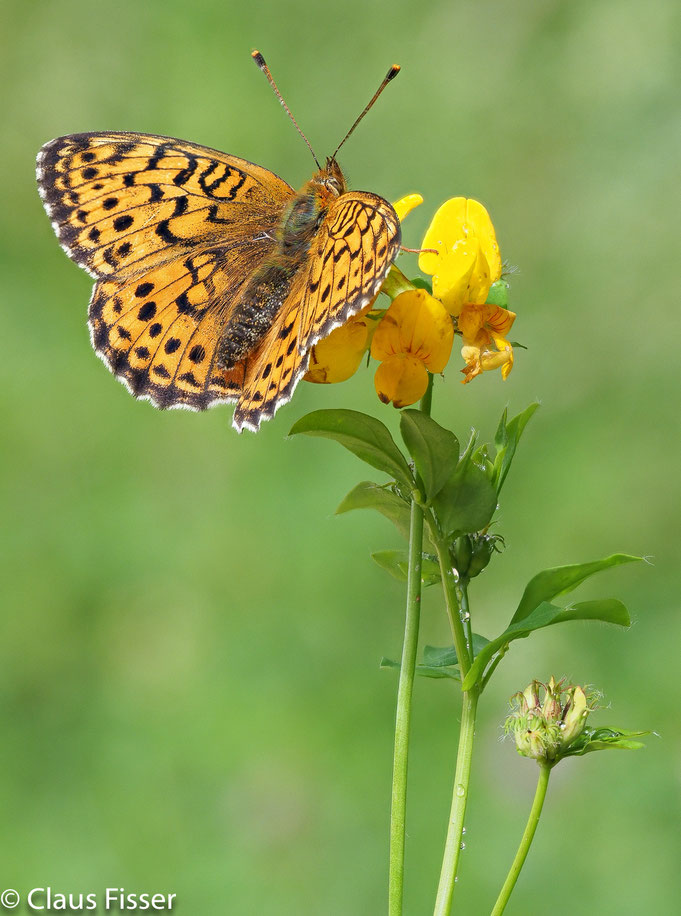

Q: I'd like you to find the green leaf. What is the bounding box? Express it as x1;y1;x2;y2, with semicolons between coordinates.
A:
462;598;632;691
422;635;490;667
512;554;642;624
492;402;539;493
337;482;436;551
337;482;411;540
380;657;461;681
400;411;459;500
562;727;651;757
371;549;441;586
432;448;497;536
289;409;413;488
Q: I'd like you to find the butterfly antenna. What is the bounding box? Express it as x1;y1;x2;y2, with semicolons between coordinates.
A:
331;64;401;161
252;50;321;169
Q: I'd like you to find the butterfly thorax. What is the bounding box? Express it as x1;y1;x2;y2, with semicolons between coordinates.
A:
217;159;347;369
278;159;346;258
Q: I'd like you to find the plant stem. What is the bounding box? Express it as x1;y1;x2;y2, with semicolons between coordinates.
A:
490;763;552;916
388;497;423;915
457;580;474;669
431;542;479;915
432;538;471;680
388;376;432;915
433;686;479;916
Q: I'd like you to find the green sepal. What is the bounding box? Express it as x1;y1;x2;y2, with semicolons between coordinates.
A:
511;554;642;624
411;277;433;295
371;549;441;586
492;402;539;494
561;727;651;758
381;266;416;300
432;432;497;536
462;598;632;691
400;410;459;501
486;279;509;308
289;409;413;489
337;482;436;551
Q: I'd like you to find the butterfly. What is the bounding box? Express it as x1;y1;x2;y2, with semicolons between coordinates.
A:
36;52;402;432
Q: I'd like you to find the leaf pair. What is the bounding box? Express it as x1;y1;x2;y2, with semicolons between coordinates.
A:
461;554;641;690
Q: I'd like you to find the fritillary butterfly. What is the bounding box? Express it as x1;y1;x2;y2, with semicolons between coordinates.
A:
36;53;401;431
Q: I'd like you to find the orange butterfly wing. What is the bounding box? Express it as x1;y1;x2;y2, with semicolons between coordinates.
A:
37;132;295;407
232;191;401;431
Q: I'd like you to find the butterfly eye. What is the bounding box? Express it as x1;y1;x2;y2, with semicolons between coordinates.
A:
324;177;342;196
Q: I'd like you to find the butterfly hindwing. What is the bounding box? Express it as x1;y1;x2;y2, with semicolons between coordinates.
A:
232;191;401;431
87;242;278;409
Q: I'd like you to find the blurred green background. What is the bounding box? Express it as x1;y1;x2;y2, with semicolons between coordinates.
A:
2;0;679;912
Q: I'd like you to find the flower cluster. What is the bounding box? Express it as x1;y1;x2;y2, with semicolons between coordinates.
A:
304;194;518;407
504;678;597;765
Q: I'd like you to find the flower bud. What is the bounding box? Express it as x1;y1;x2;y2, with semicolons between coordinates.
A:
504;677;597;765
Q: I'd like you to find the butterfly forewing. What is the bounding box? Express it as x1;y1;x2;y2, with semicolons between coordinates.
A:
37;132;294;279
38;131;298;409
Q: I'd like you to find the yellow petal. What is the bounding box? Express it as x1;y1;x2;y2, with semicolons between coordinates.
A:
465;199;502;284
304;306;373;384
480;344;514;378
419;197;502;312
374;354;429;408
432;238;479;317
393;193;424;223
418;197;467;276
371;289;454;372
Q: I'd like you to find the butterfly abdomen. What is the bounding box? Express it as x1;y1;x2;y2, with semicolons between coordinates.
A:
218;258;300;368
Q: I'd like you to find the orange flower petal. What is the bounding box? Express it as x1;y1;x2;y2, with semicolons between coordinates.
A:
371;289;453;372
374;354;429;408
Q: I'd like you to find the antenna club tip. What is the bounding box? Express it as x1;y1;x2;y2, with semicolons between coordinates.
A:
251;49;266;69
387;64;401;80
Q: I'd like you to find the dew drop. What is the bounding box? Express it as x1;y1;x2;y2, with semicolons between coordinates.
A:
456;784;465;797
462;827;467;835
460;841;466;850
461;611;471;622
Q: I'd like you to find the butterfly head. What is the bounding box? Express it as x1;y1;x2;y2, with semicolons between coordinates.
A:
317;157;346;197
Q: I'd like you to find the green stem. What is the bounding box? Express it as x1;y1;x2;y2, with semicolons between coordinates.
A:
431;542;478;915
433;686;479;916
432;538;471;679
457;580;474;669
490;763;552;916
388;375;432;915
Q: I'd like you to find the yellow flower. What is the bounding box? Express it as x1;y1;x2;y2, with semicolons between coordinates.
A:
303;305;375;384
371;289;453;407
418;198;502;317
458;302;516;383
